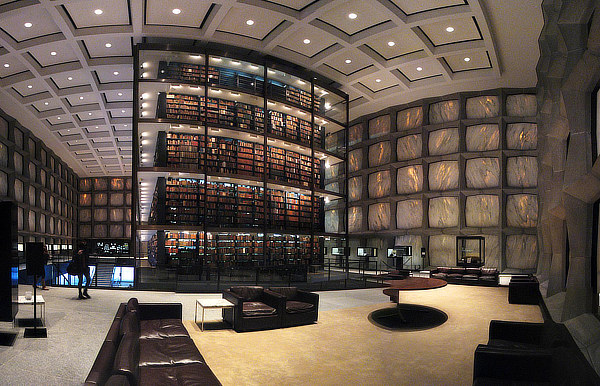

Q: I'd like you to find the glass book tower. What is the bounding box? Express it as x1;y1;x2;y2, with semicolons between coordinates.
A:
133;44;348;291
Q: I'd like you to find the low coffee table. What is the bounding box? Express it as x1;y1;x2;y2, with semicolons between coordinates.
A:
369;277;448;331
195;298;234;331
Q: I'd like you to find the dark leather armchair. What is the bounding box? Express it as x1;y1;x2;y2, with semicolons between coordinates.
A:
266;287;318;327
222;286;285;332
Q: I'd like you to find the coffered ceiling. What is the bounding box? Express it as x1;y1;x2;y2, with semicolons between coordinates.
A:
0;0;542;177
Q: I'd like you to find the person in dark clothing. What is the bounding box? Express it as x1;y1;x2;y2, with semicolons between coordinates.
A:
76;242;91;299
34;245;50;290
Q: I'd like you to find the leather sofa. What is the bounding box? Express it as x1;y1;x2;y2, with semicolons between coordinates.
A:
430;267;498;286
266;287;319;327
222;286;285;332
85;298;220;386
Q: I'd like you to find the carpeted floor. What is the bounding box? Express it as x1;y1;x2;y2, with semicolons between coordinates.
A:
186;285;543;386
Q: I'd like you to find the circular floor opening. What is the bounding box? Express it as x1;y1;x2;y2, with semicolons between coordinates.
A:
368;304;448;331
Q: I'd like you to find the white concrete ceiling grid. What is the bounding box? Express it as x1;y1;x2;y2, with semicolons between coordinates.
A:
0;0;541;177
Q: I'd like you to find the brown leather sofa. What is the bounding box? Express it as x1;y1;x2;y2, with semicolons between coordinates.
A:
84;298;220;386
266;287;319;327
430;267;498;286
222;286;285;332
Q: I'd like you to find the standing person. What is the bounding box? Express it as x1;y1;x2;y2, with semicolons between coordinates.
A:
34;245;50;290
76;242;91;299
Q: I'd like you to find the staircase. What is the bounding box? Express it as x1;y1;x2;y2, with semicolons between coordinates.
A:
95;263;114;287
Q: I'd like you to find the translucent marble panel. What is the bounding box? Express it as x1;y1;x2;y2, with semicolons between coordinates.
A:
79;209;91;222
466;158;500;189
506;194;538;228
368;203;391;231
506;94;537;117
40;169;46;187
126;209;132;222
325;210;341;233
325;162;343;179
428;128;459;156
28;211;35;231
394;235;423;262
466;124;499;151
325;182;340;193
466;95;500;118
465;195;499;227
0;142;7;168
111;178;125;190
125;224;132;238
14;152;22;175
79;178;92;192
126;193;132;206
507;157;538;188
429;235;455;267
349;177;363;202
94;224;108;238
506;123;538;150
39;214;45;233
94;178;108;191
110;193;124;206
94;208;107;222
396;200;423;229
349;149;363;172
48;217;54;234
17;207;23;230
429;100;459;124
506;234;538;269
369;141;391;167
14;129;23;149
349;123;364;146
428;197;459;227
397;165;423;194
110;209;124;222
79;225;91;238
79;193;91;207
397;134;422;161
14;179;23;202
369;115;391;139
28;186;35;206
348;206;363;233
110;224;123;238
28;162;35;180
369;171;390;199
94;193;108;206
428;161;459;191
397;107;423;131
126;178;133;190
0;171;7;196
481;235;501;268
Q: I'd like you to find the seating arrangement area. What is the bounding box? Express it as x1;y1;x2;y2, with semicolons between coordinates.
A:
85;298;221;386
430;267;499;286
223;286;319;332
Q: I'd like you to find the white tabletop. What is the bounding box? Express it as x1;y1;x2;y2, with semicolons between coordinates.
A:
197;298;234;308
16;295;45;304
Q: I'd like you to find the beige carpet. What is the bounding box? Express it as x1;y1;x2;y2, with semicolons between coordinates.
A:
185;285;543;386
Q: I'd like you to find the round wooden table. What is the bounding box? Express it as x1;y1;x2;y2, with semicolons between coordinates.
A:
369;277;448;331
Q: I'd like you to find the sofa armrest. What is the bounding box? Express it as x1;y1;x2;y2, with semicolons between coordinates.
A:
296;290;319;306
488;320;545;346
473;344;553;382
138;303;182;321
113;334;140;386
223;290;244;305
261;290;286;309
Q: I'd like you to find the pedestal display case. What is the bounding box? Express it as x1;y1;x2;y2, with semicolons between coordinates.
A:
134;45;348;291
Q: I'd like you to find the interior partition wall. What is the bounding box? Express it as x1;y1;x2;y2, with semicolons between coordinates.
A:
133;44;348;292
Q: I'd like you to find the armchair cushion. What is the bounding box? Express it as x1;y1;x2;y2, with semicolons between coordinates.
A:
230;286;264;301
139;337;204;367
286;300;315;314
242;302;277;317
481;268;498;275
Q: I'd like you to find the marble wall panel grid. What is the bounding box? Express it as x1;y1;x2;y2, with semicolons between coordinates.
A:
368;203;391;231
506;123;538;150
466;124;500;151
349;123;363;146
506;234;538;269
348;206;363;233
507;157;538;188
428;128;459;156
466;96;500;118
429;100;460;124
397;134;422;161
506;194;538;228
368;170;391;199
325;209;341;233
349;176;363;202
428;196;459;228
397;165;423;194
465;195;500;227
369;141;391;167
368;115;391;139
428;234;455;266
465;158;500;189
396;200;423;229
506;94;537;117
349;149;363;172
428;161;459;191
397;107;423;131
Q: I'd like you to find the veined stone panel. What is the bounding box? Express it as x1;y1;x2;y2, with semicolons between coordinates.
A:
325;209;341;233
428;128;459;156
507;157;538;188
429;234;455;267
466;124;500;151
348;176;362;202
481;235;501;268
394;235;423;262
397;134;422;161
428;197;459;228
0;171;7;196
506;123;538;150
466;158;500;189
325;162;343;179
368;170;391;198
466;96;500;118
349;149;363;172
369;115;391;139
506;94;537;117
465;195;500;227
397;106;423;131
348;206;362;233
0;142;7;168
349;123;363;146
369;141;391;167
506;194;538;228
368;203;391;231
428;161;459;191
397;165;423;194
396;200;423;229
506;234;538;269
429;100;460;124
325;182;340;193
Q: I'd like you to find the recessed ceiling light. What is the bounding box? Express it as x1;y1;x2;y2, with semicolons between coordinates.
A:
345;59;352;64
94;9;103;15
88;112;92;116
464;57;471;62
172;8;181;15
375;79;381;83
416;67;423;71
117;92;123;96
348;13;357;19
57;117;61;120
24;22;32;28
121;110;125;113
231;61;240;66
50;51;57;56
27;85;33;89
67;76;73;81
113;71;119;75
303;39;311;44
246;20;254;26
3;63;8;68
105;43;112;48
79;96;84;100
44;102;49;105
446;26;454;32
388;41;395;47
